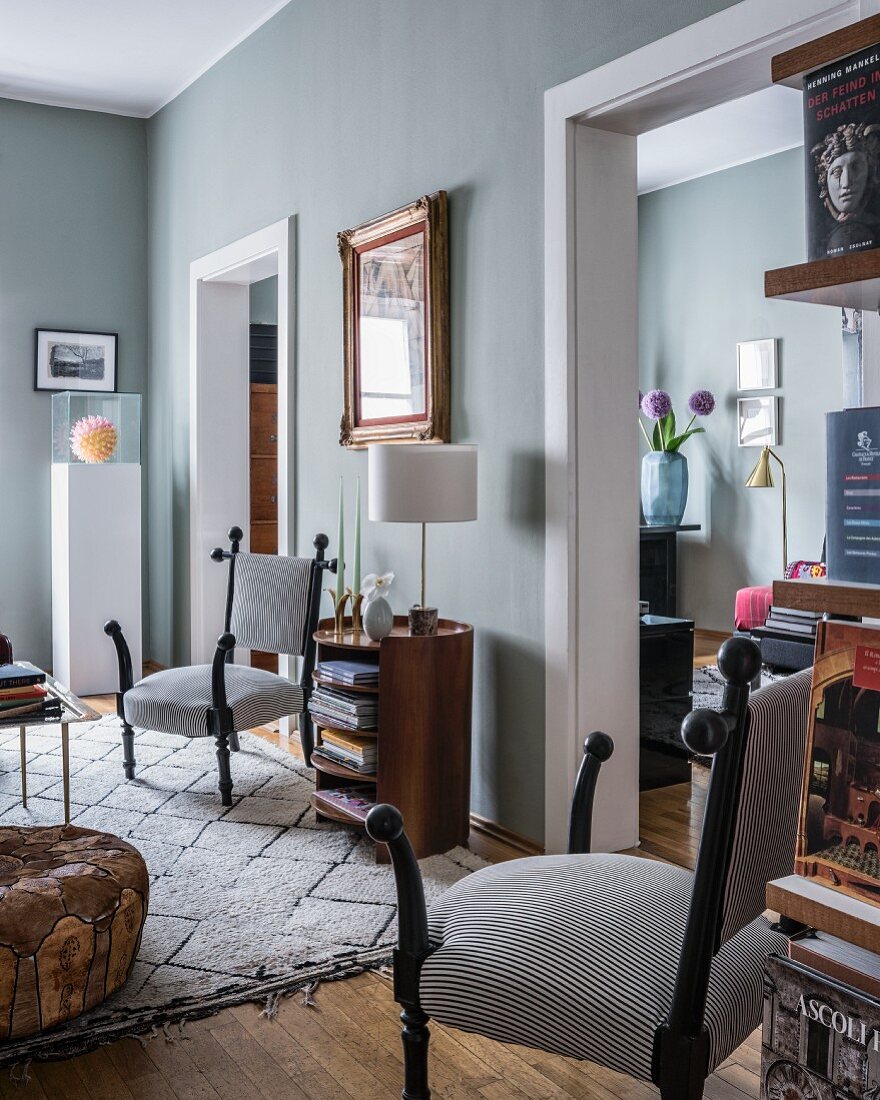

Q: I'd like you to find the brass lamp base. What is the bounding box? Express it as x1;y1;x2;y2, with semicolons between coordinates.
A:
409;606;438;636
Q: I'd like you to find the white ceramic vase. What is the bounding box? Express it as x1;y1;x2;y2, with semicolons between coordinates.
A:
363;595;393;641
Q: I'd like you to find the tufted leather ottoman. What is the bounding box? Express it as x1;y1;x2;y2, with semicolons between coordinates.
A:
0;825;148;1037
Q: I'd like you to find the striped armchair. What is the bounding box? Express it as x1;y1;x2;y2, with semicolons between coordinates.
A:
367;638;812;1100
105;528;332;806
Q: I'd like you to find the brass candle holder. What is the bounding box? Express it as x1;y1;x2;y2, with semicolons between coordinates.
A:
350;592;364;635
326;589;351;638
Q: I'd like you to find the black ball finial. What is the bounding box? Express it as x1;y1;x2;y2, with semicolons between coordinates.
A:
228;526;244;543
210;547;225;562
717;636;762;687
682;708;729;756
217;632;236;652
314;533;330;551
103;619;120;637
366;804;404;844
583;731;614;762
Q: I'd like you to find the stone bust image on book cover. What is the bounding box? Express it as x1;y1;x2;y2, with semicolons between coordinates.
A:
797;621;880;905
805;43;880;261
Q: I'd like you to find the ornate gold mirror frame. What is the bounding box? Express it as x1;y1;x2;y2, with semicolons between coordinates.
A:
338;191;449;449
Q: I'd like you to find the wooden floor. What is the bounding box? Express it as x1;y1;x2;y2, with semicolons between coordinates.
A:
10;688;762;1100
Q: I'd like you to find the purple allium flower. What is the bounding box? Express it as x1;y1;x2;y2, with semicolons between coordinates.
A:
687;389;716;417
641;389;672;420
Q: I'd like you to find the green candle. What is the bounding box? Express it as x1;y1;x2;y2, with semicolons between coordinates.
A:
353;476;361;596
336;477;345;601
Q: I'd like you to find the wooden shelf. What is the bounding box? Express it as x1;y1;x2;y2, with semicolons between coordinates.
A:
765;251;880;310
768;875;880;954
773;577;880;618
312;615;473;861
772;14;880;87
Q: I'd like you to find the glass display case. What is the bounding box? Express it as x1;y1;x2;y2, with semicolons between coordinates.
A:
52;391;141;465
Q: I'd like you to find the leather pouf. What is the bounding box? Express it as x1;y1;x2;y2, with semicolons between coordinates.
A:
0;825;148;1037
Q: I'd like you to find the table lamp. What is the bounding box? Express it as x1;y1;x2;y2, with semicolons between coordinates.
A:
745;444;787;576
368;444;478;635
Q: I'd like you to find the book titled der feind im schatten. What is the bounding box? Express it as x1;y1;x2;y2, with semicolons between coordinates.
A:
804;42;880;261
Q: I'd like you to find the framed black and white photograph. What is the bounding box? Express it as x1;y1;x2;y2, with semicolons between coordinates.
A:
34;329;118;393
737;395;778;448
736;338;777;391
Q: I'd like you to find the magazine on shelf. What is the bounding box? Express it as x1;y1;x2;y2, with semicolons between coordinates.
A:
826;407;880;583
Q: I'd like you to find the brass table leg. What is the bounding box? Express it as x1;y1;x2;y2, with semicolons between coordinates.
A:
61;723;70;825
19;725;26;809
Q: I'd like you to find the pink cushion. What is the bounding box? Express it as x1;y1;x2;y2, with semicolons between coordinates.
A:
735;585;773;631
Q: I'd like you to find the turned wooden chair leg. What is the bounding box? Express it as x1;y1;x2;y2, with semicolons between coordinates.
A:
214;729;234;806
401;1007;431;1099
121;720;136;780
228;730;240;753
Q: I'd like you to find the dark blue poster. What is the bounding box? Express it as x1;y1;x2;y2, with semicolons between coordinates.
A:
827;407;880;583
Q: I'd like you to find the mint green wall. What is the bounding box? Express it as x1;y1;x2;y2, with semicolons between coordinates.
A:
639;148;841;632
250;276;278;325
146;0;740;842
0;99;147;669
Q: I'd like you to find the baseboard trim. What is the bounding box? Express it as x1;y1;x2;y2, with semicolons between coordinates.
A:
468;812;543;863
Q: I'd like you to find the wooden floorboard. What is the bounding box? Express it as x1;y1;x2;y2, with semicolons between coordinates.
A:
19;692;759;1098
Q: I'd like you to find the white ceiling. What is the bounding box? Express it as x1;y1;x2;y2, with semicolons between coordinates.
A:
0;0;292;117
637;85;804;195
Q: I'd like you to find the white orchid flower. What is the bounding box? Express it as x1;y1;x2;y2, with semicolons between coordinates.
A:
362;572;394;601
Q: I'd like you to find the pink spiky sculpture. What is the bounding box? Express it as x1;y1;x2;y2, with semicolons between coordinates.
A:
70;414;118;464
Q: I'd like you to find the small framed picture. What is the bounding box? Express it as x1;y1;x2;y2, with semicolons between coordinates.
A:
736;338;777;391
34;329;118;393
738;395;778;447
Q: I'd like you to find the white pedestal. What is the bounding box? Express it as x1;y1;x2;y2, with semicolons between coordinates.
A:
51;464;142;695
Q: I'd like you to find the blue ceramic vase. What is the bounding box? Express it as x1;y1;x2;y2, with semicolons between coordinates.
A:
641;451;688;526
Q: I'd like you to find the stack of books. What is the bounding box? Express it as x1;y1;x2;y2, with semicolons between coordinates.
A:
313;729;378;774
763;606;822;637
309;685;378;731
316;660;379;688
0;665;61;722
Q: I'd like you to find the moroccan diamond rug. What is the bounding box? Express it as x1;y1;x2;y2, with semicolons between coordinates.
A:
0;715;481;1066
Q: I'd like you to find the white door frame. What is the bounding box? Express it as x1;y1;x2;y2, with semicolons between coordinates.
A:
543;0;863;854
189;217;295;676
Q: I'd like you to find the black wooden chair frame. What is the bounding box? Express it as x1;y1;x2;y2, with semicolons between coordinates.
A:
366;637;787;1100
105;527;336;805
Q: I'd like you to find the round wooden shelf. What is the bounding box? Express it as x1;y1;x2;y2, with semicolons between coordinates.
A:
310;791;370;827
315;615;472;652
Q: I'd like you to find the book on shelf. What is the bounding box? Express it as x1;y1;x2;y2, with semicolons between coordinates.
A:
321;729;378;756
0;699;63;721
316;660;379;686
0;664;46;690
0;685;48;708
311;685;378;714
312;785;376;823
789;929;880;1000
763;615;819;637
804;42;880;262
768;605;823;623
796;620;880;909
826;407;880;584
312;748;377;775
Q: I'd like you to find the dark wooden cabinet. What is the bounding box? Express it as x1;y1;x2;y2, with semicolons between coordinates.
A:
639;524;700;617
311;617;473;862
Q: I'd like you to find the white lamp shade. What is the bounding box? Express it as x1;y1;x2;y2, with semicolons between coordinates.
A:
368;444;478;523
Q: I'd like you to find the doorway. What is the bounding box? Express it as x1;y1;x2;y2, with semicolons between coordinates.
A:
189;218;295;687
543;0;865;854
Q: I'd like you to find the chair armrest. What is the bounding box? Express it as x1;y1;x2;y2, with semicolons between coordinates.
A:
568;732;615;855
103;620;134;694
211;633;236;712
366;805;432;1009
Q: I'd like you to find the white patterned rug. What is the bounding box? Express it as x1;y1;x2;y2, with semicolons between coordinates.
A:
0;715;481;1065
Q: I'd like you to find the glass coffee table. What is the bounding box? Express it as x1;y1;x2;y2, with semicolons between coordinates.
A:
0;662;100;823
